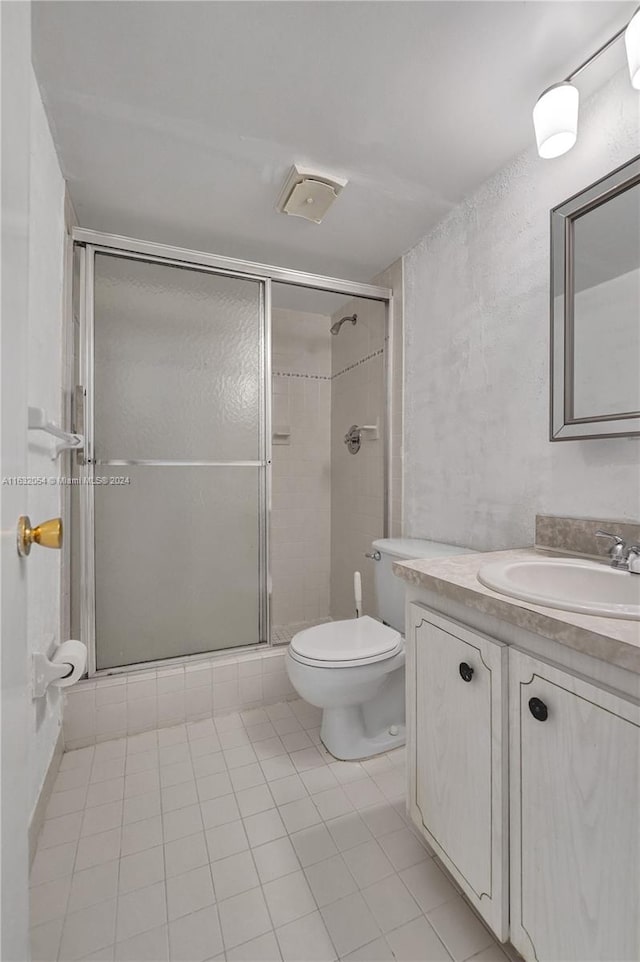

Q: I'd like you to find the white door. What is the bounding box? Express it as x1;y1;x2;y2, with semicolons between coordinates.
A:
510;648;640;962
406;605;508;940
1;2;32;958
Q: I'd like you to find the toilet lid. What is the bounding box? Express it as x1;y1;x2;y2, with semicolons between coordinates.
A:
290;616;401;666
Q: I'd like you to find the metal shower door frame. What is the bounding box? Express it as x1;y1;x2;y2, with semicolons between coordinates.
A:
77;244;271;675
73;228;394;677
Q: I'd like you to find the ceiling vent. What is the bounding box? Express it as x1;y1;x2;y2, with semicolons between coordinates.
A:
277;165;347;224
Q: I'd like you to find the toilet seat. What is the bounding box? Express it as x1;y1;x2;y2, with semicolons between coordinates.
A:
289;616;402;668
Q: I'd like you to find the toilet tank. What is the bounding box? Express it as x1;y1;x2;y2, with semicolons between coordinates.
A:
371;538;477;633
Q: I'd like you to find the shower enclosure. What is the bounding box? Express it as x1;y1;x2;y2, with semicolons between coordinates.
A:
71;231;393;674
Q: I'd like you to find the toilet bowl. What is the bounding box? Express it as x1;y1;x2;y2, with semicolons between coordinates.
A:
285;538;478;761
286;616;405;760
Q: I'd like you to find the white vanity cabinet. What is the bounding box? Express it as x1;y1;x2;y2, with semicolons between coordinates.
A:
406;601;640;961
405;604;509;939
509;648;640;962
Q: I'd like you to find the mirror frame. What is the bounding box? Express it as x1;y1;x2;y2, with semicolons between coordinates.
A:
550;154;640;441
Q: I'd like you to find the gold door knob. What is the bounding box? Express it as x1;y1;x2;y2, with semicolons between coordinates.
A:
17;516;63;557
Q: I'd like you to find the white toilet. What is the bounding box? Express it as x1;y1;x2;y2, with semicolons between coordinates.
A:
286;538;475;761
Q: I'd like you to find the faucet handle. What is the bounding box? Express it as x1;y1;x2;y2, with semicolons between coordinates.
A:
595;530;628;563
595;530;624;544
627;545;640;574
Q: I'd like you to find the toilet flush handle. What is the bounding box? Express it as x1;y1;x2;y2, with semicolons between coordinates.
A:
364;550;381;561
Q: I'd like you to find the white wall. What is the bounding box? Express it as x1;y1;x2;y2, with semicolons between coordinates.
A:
404;67;640;552
27;70;67;813
1;3;33;954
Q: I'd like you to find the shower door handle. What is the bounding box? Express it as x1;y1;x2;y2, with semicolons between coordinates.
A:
74;386;85;436
74;385;87;464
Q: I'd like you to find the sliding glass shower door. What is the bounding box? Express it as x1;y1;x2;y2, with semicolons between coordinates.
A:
81;250;269;671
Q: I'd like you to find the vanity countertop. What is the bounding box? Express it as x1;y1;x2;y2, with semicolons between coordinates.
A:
393;547;640;674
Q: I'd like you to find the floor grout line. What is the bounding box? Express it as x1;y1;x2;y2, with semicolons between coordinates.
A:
31;699;506;962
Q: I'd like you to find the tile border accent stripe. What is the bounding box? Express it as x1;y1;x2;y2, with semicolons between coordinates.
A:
273;372;331;381
273;347;384;383
332;348;384;381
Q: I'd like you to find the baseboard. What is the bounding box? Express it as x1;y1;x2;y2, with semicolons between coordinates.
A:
29;728;64;866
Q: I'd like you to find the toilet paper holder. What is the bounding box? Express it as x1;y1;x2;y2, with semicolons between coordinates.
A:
32;643;85;699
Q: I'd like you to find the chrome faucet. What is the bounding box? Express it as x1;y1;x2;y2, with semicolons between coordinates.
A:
595;530;640;573
628;545;640;575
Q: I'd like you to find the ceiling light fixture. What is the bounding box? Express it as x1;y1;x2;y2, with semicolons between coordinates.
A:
626;6;640;89
533;7;640;159
533;82;579;159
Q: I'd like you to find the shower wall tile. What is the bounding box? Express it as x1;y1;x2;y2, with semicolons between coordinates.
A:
95;704;126;741
63;649;296;750
271;309;332;632
330;301;386;621
184;663;211;689
126;697;157;736
187;686;213;719
329;259;404;620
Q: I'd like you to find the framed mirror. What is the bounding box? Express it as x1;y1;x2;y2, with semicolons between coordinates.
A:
550;155;640;440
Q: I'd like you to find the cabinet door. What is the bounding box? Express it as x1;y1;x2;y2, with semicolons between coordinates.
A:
509;649;640;962
406;605;508;939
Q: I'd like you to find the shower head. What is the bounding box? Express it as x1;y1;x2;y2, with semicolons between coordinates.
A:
330;313;357;336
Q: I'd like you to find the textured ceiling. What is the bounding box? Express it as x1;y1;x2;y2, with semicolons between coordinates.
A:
33;1;634;281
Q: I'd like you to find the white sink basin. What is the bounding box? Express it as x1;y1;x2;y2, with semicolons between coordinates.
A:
477;557;640;621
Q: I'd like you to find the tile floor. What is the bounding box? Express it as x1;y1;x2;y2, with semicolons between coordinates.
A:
31;699;512;962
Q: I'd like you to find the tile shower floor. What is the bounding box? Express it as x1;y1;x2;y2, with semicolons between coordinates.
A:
31;699;511;962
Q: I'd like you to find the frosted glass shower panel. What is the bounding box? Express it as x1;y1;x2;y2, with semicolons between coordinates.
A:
94;254;262;461
94;466;261;669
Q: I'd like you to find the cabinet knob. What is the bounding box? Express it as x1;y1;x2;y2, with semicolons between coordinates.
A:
528;697;548;722
458;662;474;683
